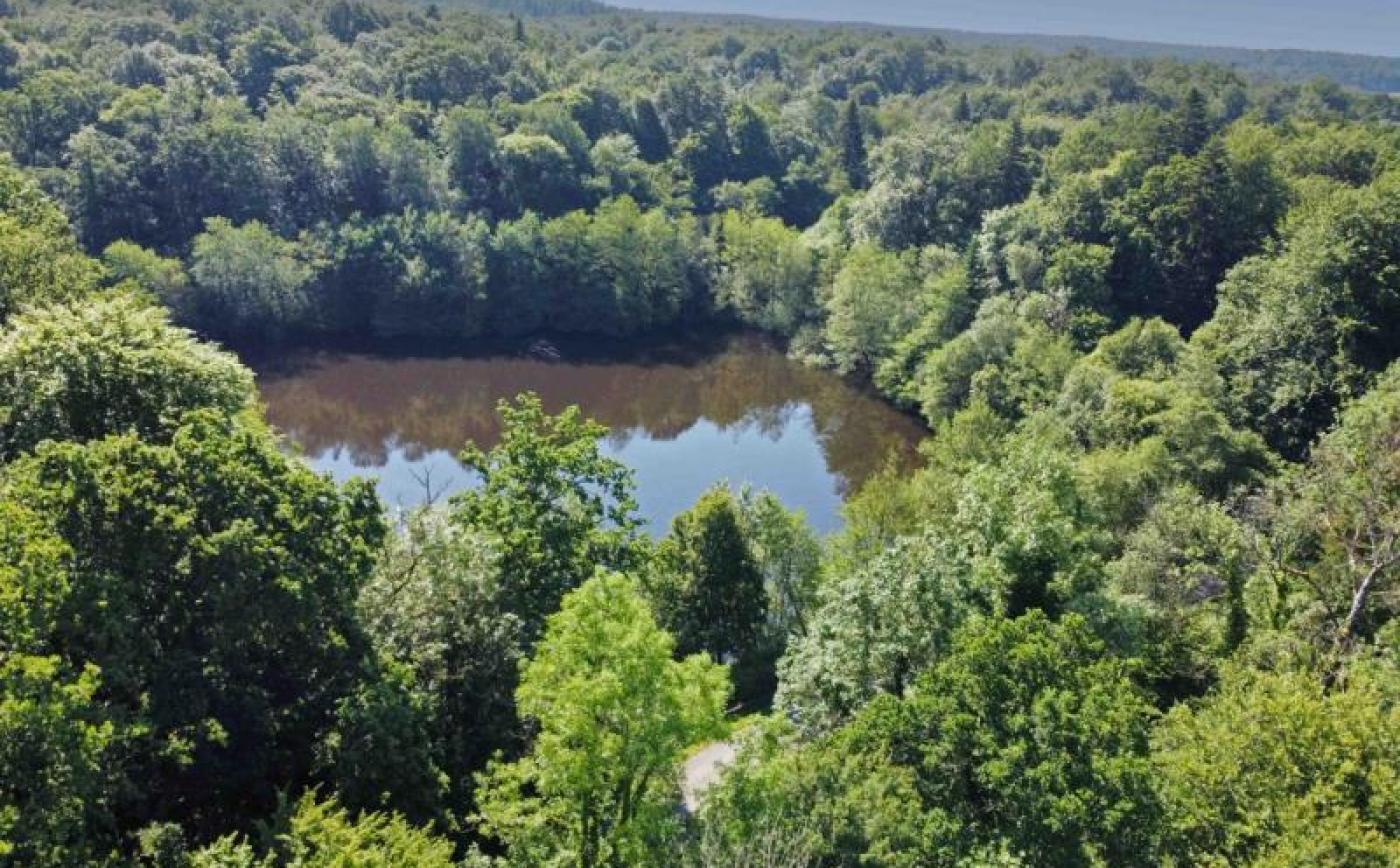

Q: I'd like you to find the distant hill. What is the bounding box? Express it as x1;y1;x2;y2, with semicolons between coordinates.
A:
432;0;611;17
604;6;1400;93
931;29;1400;94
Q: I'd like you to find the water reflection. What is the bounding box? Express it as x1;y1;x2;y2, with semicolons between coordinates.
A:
252;332;925;533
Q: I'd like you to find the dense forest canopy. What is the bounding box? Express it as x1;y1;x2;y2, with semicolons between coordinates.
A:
0;0;1398;865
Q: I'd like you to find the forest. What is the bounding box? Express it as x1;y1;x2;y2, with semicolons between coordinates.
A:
0;0;1398;865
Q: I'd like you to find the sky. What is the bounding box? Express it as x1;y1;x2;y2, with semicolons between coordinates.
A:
618;0;1400;57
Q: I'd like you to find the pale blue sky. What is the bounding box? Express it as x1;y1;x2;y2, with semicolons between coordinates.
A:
620;0;1400;57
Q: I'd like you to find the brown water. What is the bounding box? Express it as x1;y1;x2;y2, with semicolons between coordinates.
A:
253;332;924;533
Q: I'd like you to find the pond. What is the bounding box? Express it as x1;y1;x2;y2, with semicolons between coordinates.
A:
252;331;925;534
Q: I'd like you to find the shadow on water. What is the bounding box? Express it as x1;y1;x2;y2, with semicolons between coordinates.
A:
247;330;925;533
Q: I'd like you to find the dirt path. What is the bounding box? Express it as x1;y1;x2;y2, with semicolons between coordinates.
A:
681;741;737;813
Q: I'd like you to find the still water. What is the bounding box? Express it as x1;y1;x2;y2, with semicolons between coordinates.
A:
253;332;924;534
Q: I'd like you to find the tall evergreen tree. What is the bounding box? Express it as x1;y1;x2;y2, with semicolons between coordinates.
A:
631;97;671;162
953;91;972;122
1175;87;1212;156
840;98;868;190
728;104;780;182
1001;117;1033;204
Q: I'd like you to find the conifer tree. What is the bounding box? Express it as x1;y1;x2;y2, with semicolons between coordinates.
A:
840;98;868;190
632;97;671;162
1176;87;1211;155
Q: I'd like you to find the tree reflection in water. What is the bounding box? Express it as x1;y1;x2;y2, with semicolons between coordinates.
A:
252;332;924;532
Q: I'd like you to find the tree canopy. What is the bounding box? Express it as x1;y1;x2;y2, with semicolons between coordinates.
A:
0;0;1398;863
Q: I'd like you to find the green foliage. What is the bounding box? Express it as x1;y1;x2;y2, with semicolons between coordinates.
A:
0;158;101;322
850;612;1161;866
269;794;456;867
316;209;493;340
693;718;931;868
0;293;254;461
1;1;1399;862
0;657;114;868
102;242;191;308
490;197;702;337
839;99;868;190
712;211;816;334
776;533;984;734
189;218;313;339
475;573;729;867
825;244;927;373
1110;139;1279;329
318;660;449;831
452;394;641;640
1193;170;1400;457
497;131;584;217
914;294;1076;423
190;792;456;867
356;507;522;826
647;486;769;704
324;1;387;45
1154;666;1400;866
1107;486;1250;697
735;488;823;647
0;411;385;839
1255;362;1400;658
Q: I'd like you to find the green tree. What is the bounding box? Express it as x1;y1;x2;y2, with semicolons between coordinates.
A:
327;116;390;217
1193;170;1400;457
0;157;101;322
839;99;868;190
475;573;729;867
324;0;385;44
736;488;822;645
712;211;815;334
364;210;493;341
356;508;523;825
1000;117;1033;205
648;487;768;703
825;244;925;373
0;69;111;166
953;91;972;123
0;293;254;461
693;718;931;868
1107;486;1251;699
228;25;301;108
189;218;313;339
1112;141;1258;330
318;660;449;831
0;492;119;867
452;395;641;640
497;131;583;217
1257;363;1400;660
851;612;1161;866
1154;666;1400;866
1174;86;1212;156
630;97;671;163
436;106;499;212
728;104;780;182
101;241;190;308
587;134;662;206
775;533;983;734
0;412;385;838
190;793;456;867
0;656;114;868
